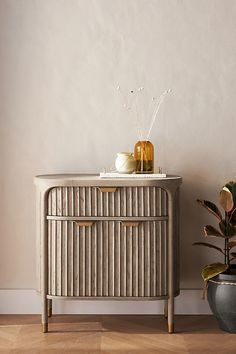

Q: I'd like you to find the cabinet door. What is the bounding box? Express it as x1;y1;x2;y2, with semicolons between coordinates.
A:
47;220;169;298
47;187;168;217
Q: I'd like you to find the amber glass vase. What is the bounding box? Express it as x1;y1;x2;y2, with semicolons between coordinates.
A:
134;140;154;174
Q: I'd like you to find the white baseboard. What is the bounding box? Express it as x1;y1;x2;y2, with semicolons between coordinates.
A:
0;289;211;315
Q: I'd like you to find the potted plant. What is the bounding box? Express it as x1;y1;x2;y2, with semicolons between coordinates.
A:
193;181;236;333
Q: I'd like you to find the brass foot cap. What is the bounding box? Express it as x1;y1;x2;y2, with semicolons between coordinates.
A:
168;323;174;334
42;323;48;333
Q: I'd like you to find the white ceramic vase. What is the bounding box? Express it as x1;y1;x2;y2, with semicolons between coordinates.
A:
115;152;136;174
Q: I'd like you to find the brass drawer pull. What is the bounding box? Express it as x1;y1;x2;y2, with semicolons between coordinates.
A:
74;221;94;227
98;187;117;193
121;221;140;227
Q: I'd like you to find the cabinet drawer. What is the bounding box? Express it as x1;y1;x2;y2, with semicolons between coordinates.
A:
47;220;170;298
47;186;168;217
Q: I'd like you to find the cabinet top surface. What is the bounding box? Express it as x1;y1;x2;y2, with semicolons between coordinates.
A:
35;173;181;181
34;174;182;190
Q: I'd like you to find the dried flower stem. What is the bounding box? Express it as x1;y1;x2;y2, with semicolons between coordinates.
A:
117;85;144;140
117;85;171;141
146;89;171;140
134;95;143;140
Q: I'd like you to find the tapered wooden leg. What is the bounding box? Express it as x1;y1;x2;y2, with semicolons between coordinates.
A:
164;300;168;319
167;297;174;333
167;189;175;334
42;296;48;333
41;193;49;333
48;299;52;317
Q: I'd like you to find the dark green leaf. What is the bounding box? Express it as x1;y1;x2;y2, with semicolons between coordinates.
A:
229;208;236;225
203;225;225;238
197;199;222;220
192;242;224;254
202;263;228;281
219;220;236;237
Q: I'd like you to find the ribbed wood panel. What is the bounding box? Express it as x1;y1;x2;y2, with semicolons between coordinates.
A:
48;221;168;297
47;187;168;217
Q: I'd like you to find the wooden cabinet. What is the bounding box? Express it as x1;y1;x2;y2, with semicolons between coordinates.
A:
35;174;182;333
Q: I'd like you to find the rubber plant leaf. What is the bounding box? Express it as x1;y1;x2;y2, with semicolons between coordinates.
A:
219;187;234;212
224;181;236;206
229;208;236;225
197;200;222;220
228;240;236;249
192;242;224;254
202;263;228;282
219;220;236;237
203;225;225;238
231;252;236;259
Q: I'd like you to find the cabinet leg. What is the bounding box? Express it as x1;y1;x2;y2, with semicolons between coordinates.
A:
42;296;48;333
167;298;174;333
48;299;52;317
164;300;168;319
42;323;48;333
168;322;174;334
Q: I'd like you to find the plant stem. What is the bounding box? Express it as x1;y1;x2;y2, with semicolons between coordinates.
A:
225;211;230;269
224;238;227;264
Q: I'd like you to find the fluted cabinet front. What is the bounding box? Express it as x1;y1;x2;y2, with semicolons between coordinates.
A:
47;186;168;217
47;220;168;298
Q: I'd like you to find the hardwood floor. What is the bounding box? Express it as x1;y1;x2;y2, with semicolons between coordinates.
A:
0;315;236;354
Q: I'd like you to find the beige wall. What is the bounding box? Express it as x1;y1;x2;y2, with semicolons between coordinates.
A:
0;0;236;289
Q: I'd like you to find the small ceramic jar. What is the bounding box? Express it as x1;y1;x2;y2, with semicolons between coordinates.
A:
115;152;136;174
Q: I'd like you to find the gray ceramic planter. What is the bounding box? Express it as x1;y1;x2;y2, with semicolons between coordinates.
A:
207;265;236;333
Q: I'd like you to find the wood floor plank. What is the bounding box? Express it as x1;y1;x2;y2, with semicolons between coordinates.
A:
13;325;101;353
0;315;236;353
183;333;236;354
101;332;188;354
0;325;21;350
